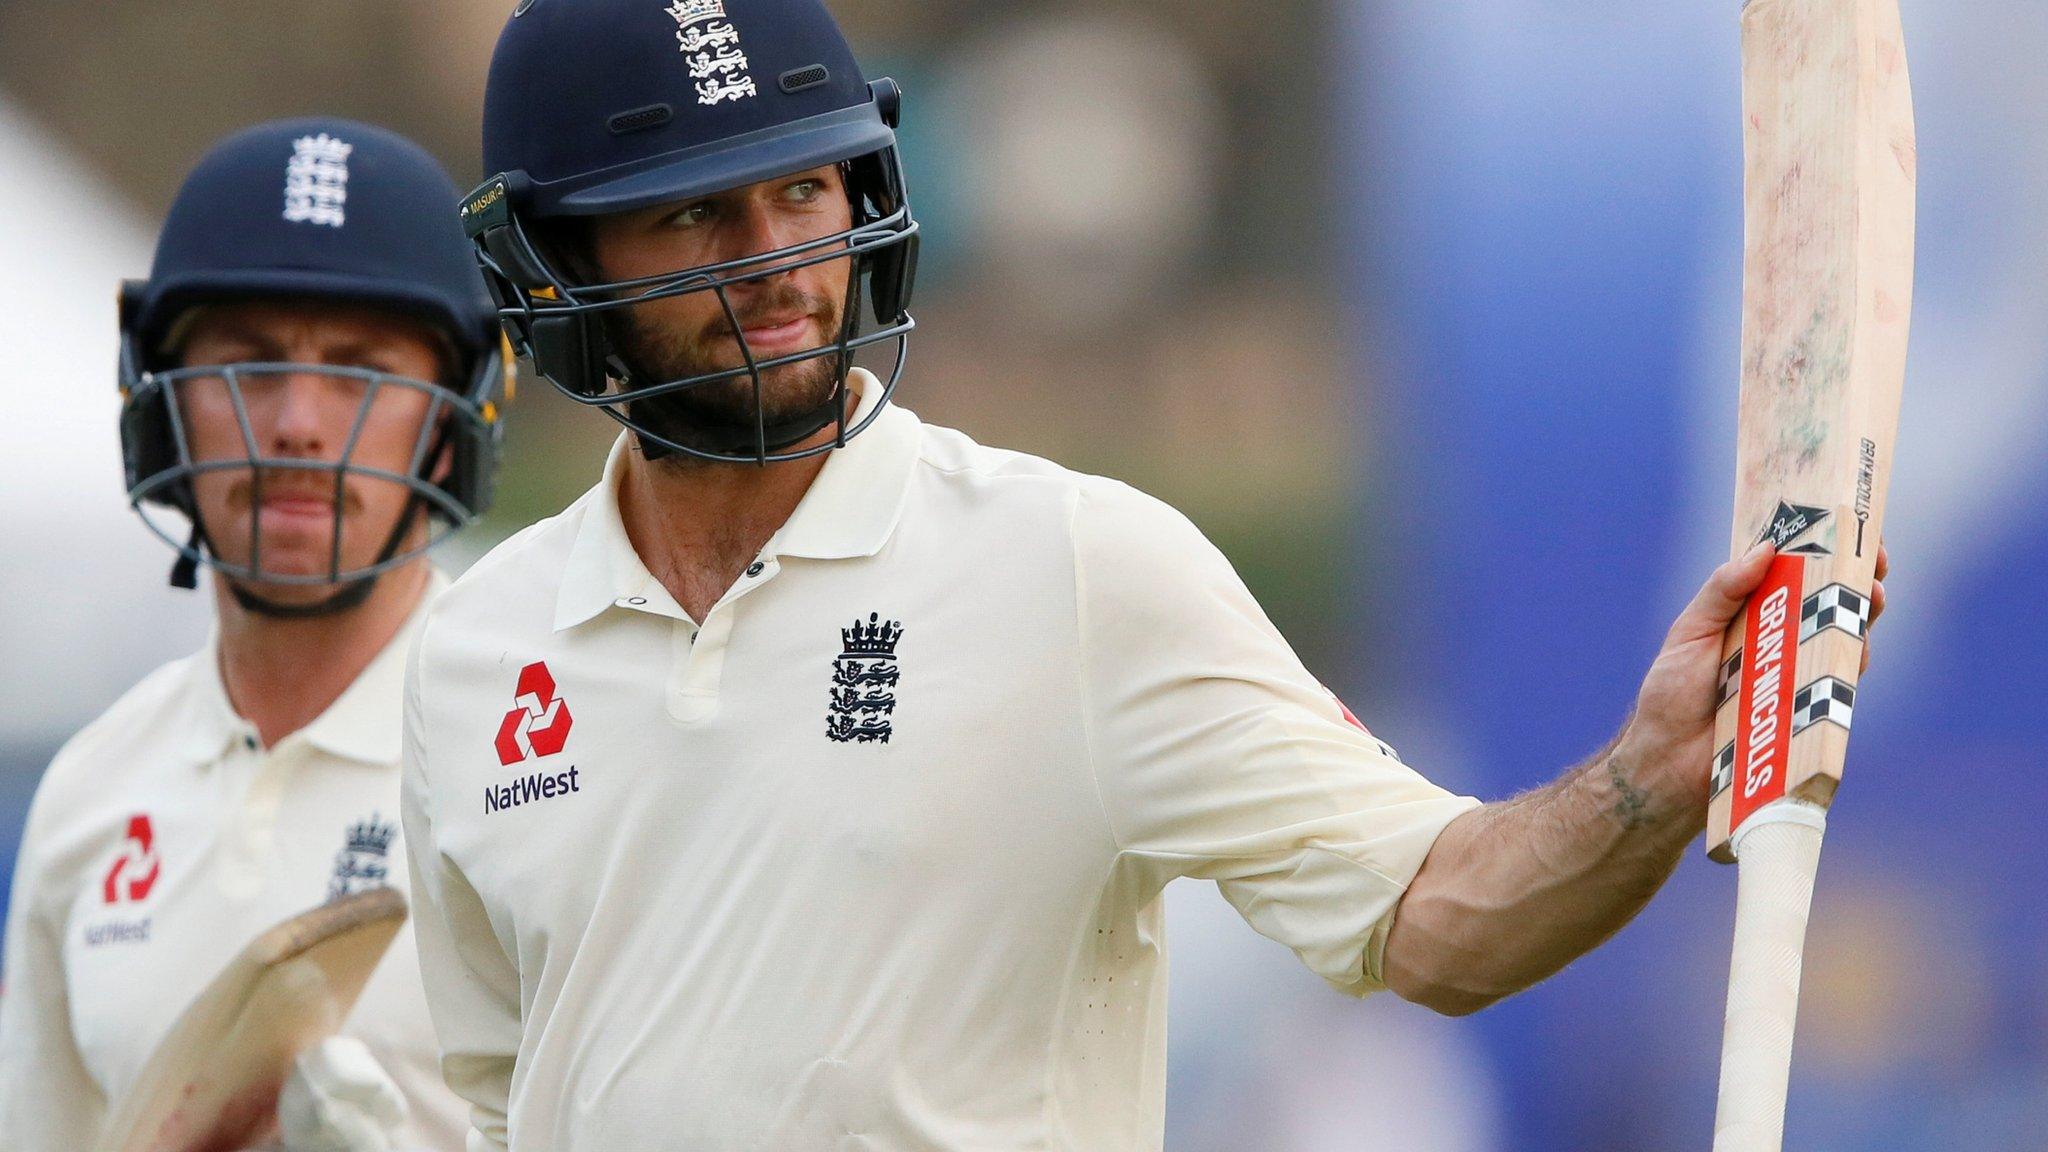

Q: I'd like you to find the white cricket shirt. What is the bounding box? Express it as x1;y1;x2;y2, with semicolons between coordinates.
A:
402;370;1480;1152
0;578;466;1152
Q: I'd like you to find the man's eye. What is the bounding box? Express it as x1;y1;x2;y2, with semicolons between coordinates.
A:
785;180;824;202
666;203;715;228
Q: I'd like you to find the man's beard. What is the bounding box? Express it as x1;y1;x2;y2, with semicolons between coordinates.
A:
607;284;849;458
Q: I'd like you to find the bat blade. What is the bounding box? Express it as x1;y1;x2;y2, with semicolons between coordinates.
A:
1707;0;1915;863
91;887;409;1152
1709;2;1914;1149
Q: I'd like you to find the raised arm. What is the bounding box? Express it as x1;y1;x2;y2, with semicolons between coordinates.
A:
1381;542;1887;1015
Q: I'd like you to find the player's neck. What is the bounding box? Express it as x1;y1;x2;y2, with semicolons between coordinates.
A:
212;562;430;749
618;434;831;623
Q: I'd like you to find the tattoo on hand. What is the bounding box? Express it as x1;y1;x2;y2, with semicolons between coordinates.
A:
1607;754;1653;830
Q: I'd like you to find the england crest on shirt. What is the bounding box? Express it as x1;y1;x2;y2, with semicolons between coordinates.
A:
828;613;903;744
328;813;396;901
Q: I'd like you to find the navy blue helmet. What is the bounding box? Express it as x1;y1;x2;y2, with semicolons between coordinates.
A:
463;0;919;464
119;117;509;614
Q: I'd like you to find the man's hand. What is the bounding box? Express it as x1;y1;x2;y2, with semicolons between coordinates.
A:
1384;542;1889;1015
275;1037;408;1152
1622;540;1890;817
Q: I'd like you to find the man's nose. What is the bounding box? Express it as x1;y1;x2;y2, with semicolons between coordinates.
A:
265;370;331;455
723;201;810;280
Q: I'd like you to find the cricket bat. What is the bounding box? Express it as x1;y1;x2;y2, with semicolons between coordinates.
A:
91;887;410;1152
1706;1;1915;1149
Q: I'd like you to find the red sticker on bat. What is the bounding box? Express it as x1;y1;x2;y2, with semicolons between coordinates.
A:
1730;554;1803;832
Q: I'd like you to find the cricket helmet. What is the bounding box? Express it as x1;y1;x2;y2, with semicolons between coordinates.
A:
464;0;919;464
119;117;509;613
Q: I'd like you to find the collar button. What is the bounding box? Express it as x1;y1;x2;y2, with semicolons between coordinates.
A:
745;561;766;578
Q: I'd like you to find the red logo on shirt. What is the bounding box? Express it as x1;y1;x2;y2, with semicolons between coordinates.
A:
1320;685;1368;732
495;662;573;766
102;814;162;905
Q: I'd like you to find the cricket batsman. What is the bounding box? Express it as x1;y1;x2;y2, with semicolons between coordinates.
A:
0;118;507;1151
404;1;1887;1148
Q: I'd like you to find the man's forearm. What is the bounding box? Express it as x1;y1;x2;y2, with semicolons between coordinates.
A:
1381;726;1704;1015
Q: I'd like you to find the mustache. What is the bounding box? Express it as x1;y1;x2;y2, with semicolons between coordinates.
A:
221;468;365;516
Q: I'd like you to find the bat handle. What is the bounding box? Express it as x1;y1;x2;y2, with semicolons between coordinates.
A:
1712;799;1828;1152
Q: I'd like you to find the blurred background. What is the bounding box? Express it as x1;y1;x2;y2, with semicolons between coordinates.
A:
0;0;2040;1147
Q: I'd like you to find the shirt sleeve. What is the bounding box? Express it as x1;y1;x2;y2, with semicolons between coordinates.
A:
0;766;109;1151
1073;479;1481;996
401;625;523;1152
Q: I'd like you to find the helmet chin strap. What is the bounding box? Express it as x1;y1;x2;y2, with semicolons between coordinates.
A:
618;365;850;464
170;522;204;591
225;572;382;619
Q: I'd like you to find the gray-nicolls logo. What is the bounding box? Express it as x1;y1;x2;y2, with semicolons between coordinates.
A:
328;813;395;902
1853;438;1877;556
828;613;902;744
283;133;353;228
665;0;758;105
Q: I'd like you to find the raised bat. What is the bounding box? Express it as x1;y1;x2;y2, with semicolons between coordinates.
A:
1706;1;1915;1149
91;887;409;1152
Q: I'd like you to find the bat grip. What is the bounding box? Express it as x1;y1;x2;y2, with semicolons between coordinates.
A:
1713;800;1827;1152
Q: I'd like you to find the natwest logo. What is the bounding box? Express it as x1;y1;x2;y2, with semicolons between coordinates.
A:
495;662;573;766
102;814;162;906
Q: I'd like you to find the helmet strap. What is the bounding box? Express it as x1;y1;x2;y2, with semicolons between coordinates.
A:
169;522;203;591
622;372;851;465
226;569;381;619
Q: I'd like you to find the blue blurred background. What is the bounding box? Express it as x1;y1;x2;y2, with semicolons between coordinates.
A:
1;1;2040;1147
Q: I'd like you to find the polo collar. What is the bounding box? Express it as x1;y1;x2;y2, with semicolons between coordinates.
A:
171;637;245;767
552;437;678;632
552;368;920;633
178;570;446;767
769;370;920;561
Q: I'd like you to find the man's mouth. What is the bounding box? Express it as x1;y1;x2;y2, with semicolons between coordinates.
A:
257;493;340;522
232;480;354;519
734;314;816;355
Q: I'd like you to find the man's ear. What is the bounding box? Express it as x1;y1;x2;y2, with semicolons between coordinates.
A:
529;215;600;287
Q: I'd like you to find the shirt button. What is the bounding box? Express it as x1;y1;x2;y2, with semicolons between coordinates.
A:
745;562;765;578
243;735;258;751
